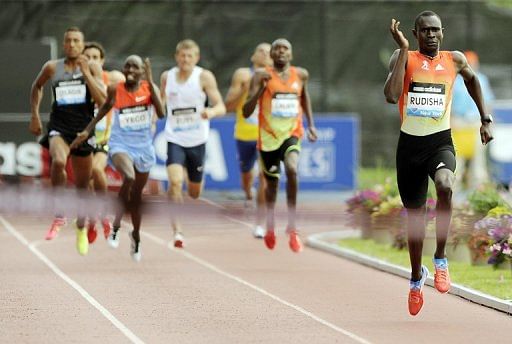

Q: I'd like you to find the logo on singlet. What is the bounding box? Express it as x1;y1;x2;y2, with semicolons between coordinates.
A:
421;61;429;70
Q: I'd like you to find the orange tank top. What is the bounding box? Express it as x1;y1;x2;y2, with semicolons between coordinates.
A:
398;51;457;136
258;66;304;151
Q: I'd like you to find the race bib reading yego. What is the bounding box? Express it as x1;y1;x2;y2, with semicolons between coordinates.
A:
55;80;86;105
171;107;201;132
406;82;446;118
271;93;299;118
119;105;151;131
245;104;259;124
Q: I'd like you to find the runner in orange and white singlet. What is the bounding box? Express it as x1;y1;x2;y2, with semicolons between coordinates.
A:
225;42;272;239
243;38;317;253
83;41;125;244
384;10;494;316
71;55;165;262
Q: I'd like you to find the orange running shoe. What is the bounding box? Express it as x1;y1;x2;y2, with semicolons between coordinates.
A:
408;265;429;316
101;218;111;239
87;222;98;244
433;258;451;293
264;229;276;250
408;289;424;316
288;230;303;253
45;217;66;240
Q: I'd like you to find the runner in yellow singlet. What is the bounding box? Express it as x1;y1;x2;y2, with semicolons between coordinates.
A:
225;42;271;239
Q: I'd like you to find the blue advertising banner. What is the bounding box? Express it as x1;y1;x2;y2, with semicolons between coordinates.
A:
150;114;359;190
488;101;512;186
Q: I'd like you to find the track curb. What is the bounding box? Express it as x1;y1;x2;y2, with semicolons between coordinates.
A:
306;230;512;315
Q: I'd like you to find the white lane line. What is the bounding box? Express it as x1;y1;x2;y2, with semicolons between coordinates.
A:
0;216;145;344
141;231;372;344
198;196;253;229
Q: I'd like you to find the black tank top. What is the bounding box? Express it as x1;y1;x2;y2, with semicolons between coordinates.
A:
49;59;95;135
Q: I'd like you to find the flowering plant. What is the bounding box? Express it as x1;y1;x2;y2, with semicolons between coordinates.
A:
473;206;512;268
346;178;399;214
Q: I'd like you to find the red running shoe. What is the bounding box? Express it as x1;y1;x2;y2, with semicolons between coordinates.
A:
87;222;98;244
45;217;66;240
101;218;111;239
288;230;303;253
264;229;276;250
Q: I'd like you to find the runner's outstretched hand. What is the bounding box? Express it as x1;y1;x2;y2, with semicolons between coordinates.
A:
390;19;409;50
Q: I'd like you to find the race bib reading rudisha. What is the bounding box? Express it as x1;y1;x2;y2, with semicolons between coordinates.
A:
271;93;299;118
119;105;151;131
406;82;446;118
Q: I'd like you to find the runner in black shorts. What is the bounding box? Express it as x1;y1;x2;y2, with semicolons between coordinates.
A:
396;130;456;209
30;27;106;256
384;11;494;316
259;136;300;180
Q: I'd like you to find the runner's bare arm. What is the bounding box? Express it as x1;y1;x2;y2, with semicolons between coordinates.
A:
452;50;493;144
70;84;117;149
30;60;56;136
200;70;226;119
76;56;106;106
159;71;168;109
384;19;409;103
298;67;317;142
144;58;165;119
384;49;407;104
225;68;250;112
242;68;269;118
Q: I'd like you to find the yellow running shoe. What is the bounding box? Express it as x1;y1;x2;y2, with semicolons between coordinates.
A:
75;224;89;256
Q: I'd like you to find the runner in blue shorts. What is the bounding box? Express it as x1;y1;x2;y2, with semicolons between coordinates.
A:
72;55;164;261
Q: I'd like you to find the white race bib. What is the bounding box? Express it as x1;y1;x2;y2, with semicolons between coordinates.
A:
55;81;86;105
171;107;201;132
271;93;299;118
406;82;446;118
119;105;151;131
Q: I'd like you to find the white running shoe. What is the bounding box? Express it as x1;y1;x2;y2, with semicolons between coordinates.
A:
252;225;265;239
129;231;141;262
174;232;184;248
107;229;120;249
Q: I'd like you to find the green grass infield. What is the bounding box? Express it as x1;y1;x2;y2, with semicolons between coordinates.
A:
338;238;512;301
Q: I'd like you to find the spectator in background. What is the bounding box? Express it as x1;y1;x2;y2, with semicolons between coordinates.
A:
451;51;495;190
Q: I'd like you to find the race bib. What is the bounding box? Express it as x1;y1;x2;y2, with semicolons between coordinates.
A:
271;93;299;118
55;80;86;105
119;105;151;131
406;82;446;118
245;104;259;124
171;107;201;131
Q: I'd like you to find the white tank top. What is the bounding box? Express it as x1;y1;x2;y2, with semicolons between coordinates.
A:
164;66;208;147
